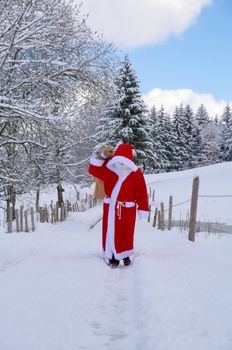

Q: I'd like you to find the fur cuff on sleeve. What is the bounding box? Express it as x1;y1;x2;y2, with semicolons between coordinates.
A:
90;158;105;167
138;210;149;219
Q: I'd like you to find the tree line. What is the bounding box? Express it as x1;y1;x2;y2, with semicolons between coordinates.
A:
0;0;117;218
96;57;232;173
0;0;231;220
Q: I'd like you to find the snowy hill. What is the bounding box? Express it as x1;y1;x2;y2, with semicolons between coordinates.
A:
146;161;232;224
0;162;232;350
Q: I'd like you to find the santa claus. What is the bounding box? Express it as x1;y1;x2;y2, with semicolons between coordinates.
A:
88;143;149;268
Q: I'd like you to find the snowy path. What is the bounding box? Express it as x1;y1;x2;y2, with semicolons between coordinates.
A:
1;207;232;350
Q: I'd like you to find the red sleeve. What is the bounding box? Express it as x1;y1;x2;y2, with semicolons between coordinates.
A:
88;158;106;181
135;169;149;218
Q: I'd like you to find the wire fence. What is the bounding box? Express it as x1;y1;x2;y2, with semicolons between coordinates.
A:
148;178;232;239
4;177;232;238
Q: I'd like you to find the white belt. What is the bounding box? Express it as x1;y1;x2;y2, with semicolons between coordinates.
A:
103;197;136;220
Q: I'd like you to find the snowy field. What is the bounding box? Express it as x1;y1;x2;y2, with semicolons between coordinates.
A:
0;210;232;350
146;161;232;225
1;162;232;350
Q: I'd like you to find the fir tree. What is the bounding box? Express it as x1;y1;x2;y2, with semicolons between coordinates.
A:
183;105;195;168
190;120;203;167
98;56;153;169
201;121;222;165
149;105;178;173
153;106;170;172
172;105;189;170
195;104;210;126
222;104;231;125
221;104;232;161
193;104;212;167
147;106;160;172
163;112;179;172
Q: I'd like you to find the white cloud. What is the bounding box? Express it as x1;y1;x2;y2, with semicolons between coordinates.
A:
79;0;212;48
143;88;231;117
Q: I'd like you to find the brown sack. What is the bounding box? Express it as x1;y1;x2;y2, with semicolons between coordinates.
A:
93;145;114;200
94;178;106;200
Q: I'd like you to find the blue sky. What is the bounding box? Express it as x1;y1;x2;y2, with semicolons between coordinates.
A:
81;0;231;115
128;0;232;101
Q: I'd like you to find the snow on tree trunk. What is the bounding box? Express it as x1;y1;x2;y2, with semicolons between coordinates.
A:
0;0;116;201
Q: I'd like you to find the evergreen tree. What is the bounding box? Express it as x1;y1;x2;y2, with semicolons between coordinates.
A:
98;86;122;147
183;105;195;168
172;105;188;170
98;56;153;169
222;104;231;125
195;104;210;126
153;106;170;172
190;120;203;167
201;121;222;165
221;104;232;161
214;115;219;124
149;105;178;173
147;106;160;172
193;104;211;167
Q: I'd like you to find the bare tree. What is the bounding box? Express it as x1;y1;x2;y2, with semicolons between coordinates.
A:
0;0;117;215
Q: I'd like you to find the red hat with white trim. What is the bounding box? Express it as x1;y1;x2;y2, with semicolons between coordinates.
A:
107;143;137;171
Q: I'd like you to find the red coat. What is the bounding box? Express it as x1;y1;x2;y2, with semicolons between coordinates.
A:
89;156;149;260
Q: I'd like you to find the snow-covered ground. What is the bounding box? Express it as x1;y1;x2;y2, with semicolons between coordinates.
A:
1;162;232;350
0;209;232;350
146;161;232;224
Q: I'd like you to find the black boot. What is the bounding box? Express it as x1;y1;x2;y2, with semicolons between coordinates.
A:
123;257;131;266
109;254;120;268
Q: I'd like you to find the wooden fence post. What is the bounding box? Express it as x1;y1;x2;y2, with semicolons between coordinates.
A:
188;176;200;242
66;200;70;212
53;205;57;223
45;205;49;223
7;206;13;233
56;202;59;222
24;210;29;232
160;202;165;231
50;202;54;223
152;208;158;228
64;204;67;220
148;204;151;222
152;190;155;203
60;203;64;221
168;196;173;230
39;207;43;223
20;205;24;231
15;209;20;232
31;207;35;232
157;210;161;229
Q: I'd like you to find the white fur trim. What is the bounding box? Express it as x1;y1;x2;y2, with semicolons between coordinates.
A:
138;210;149;219
90;158;105;166
103;197;111;204
124;202;136;208
114;249;134;260
107;156;137;172
103;197;135;208
104;178;124;259
104;172;133;260
102;249;134;260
